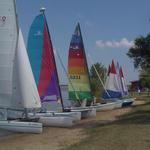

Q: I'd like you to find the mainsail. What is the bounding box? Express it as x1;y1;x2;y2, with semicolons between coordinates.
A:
0;0;41;109
103;60;122;99
27;9;62;109
116;62;124;96
119;66;128;96
0;0;18;108
68;23;92;102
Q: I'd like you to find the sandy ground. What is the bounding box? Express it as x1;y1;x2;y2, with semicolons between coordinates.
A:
0;100;145;150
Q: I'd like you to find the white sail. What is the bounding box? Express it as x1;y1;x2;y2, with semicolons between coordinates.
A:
0;0;41;109
0;0;18;108
116;62;124;95
11;29;41;109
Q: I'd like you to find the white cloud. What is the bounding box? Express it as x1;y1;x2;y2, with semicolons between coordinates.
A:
96;38;134;49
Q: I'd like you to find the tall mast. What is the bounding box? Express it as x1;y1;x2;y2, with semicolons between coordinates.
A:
40;8;65;111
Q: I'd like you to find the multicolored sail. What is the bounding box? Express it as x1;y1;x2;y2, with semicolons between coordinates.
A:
68;23;92;102
103;60;122;99
27;10;61;104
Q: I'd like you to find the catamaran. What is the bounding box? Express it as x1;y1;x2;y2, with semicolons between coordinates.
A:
87;59;123;111
0;0;42;133
118;64;134;107
67;23;96;118
102;60;134;107
27;8;81;127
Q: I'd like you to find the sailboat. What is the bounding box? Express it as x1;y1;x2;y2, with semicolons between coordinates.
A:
27;8;81;127
86;59;122;111
102;60;134;107
103;60;122;99
119;65;134;107
0;0;42;133
119;66;128;96
67;23;96;118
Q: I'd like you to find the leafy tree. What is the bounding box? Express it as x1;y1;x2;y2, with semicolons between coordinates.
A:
127;34;150;68
90;63;107;98
139;68;150;89
127;34;150;89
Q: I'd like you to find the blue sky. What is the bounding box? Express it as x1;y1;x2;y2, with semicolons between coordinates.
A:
16;0;150;84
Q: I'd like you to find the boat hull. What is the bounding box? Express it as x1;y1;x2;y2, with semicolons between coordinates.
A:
114;100;123;108
0;120;42;133
28;111;81;122
46;111;81;122
38;116;74;127
54;112;81;121
122;98;134;107
91;102;116;111
68;107;96;119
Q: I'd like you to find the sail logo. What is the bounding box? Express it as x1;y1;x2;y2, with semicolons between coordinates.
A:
0;16;6;27
0;16;6;22
70;45;79;50
34;30;42;36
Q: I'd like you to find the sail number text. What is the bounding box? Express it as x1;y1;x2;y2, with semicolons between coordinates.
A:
70;75;80;79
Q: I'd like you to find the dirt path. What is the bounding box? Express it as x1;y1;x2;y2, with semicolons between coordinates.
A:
0;100;145;150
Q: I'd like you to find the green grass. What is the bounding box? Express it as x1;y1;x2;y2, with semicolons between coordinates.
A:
64;96;150;150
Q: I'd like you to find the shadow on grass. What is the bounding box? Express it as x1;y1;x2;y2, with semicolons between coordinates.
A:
116;102;150;125
73;101;150;131
85;102;150;130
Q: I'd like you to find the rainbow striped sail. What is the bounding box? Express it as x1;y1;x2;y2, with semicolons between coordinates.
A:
27;10;61;104
68;23;92;103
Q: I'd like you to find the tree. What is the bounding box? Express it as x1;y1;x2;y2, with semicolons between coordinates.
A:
127;34;150;68
127;34;150;89
90;63;107;98
139;68;150;89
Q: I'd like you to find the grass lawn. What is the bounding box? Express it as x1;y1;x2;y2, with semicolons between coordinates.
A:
64;96;150;150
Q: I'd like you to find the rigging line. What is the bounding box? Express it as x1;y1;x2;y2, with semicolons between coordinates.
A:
77;24;93;101
54;49;81;104
87;53;111;98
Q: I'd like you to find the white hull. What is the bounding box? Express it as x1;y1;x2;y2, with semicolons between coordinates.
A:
0;120;42;133
28;111;81;122
38;116;74;127
45;111;81;122
69;107;96;119
114;100;123;108
122;98;134;107
90;102;117;111
81;108;96;118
